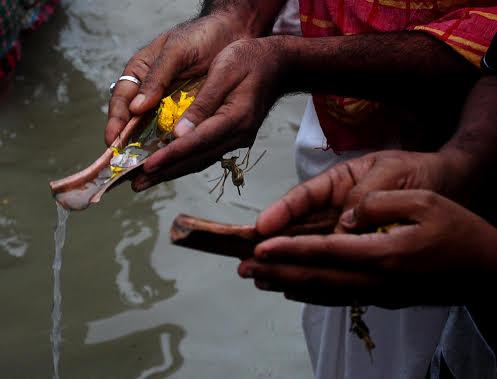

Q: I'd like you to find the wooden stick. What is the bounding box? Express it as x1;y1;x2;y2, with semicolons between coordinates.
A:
170;209;340;259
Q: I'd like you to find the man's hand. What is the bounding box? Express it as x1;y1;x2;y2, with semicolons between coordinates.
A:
105;14;248;146
132;37;288;191
256;149;472;236
239;190;497;306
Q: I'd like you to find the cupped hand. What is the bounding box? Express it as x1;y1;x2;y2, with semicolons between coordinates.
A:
105;14;247;146
239;190;497;307
256;149;472;236
132;37;288;191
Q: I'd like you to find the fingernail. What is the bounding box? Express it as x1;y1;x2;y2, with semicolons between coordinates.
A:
284;293;298;301
241;267;254;278
132;179;150;192
255;250;269;261
144;164;158;174
255;281;271;290
174;117;195;137
340;209;356;227
130;94;146;109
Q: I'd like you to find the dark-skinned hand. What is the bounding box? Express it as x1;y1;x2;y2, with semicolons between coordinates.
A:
105;14;247;146
132;37;288;191
239;190;497;307
256;149;472;236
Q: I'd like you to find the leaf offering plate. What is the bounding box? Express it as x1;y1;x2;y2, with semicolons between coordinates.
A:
49;79;203;211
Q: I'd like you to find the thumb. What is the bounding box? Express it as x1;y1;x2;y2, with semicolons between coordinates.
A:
130;48;182;115
335;167;403;233
339;190;422;231
174;63;243;138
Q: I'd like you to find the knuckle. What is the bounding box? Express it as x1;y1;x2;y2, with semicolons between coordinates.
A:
281;197;297;224
212;53;237;73
184;46;200;66
107;115;129;127
141;73;163;93
225;40;245;55
126;57;151;79
213;102;231;117
360;191;380;213
347;187;365;207
190;98;213;118
415;190;438;210
230;39;257;54
327;169;342;191
334;162;353;183
109;97;131;117
110;94;130;106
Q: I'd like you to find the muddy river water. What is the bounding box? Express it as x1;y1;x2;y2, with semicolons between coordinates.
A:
0;1;312;378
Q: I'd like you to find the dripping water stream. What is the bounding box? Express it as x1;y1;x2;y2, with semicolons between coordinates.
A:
51;203;70;379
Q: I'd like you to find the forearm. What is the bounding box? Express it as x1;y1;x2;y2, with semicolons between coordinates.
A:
200;0;287;37
277;32;478;103
441;76;497;176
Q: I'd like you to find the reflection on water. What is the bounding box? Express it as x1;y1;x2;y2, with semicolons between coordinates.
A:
136;333;176;379
113;185;177;307
115;221;154;305
0;188;28;261
0;214;28;258
0;1;311;378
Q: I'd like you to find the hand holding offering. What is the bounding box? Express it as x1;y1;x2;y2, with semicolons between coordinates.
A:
50;79;203;210
132;37;291;191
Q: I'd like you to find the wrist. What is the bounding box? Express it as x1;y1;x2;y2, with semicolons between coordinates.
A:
255;35;317;99
274;35;342;93
204;1;287;38
205;12;254;39
435;147;475;199
465;217;497;278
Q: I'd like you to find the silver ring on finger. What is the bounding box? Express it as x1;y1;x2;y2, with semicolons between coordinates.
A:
109;75;142;95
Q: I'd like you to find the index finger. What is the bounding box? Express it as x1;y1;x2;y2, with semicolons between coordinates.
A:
105;38;163;145
256;162;357;236
256;174;334;237
254;229;415;266
142;101;248;173
105;80;141;145
256;157;376;236
346;190;435;231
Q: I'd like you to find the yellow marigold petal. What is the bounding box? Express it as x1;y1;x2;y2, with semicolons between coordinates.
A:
111;147;121;157
157;97;178;134
177;91;195;117
156;91;196;135
377;223;401;234
110;165;124;179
